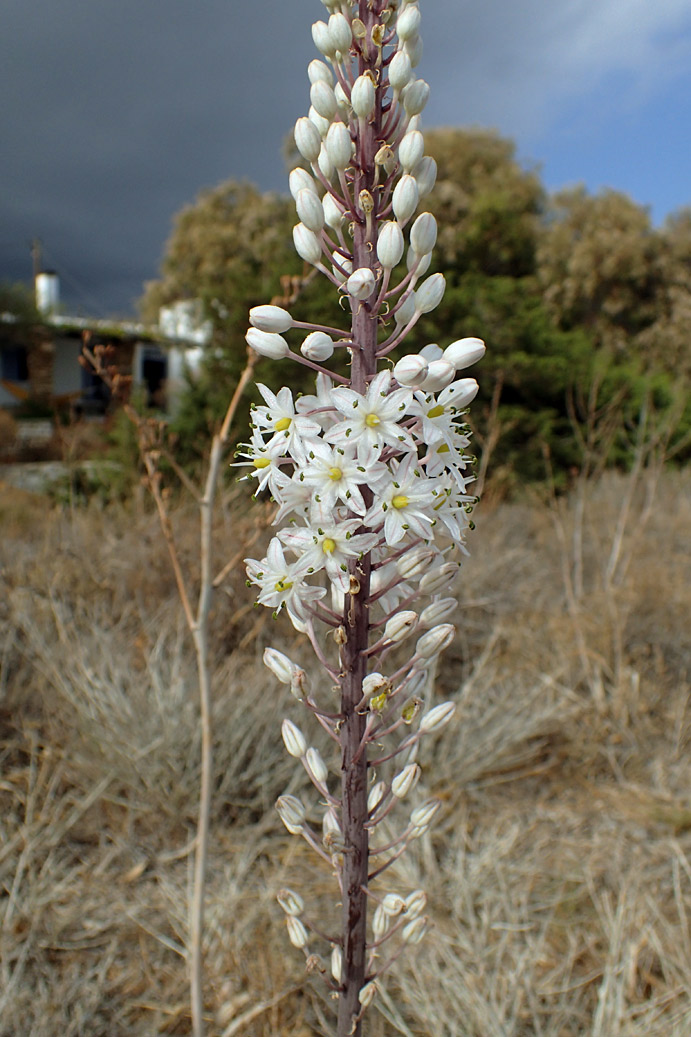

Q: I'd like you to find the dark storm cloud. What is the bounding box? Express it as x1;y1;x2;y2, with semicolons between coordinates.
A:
3;0;691;316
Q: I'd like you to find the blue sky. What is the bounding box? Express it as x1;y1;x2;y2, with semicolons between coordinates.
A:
2;0;691;316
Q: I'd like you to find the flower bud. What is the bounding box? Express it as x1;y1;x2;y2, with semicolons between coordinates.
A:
414;273;446;314
318;142;335;179
296;189;325;232
368;781;387;815
328;12;352;53
305;746;328;785
301;331;334;362
286;915;309;948
362;672;391;698
372;904;389;940
415;624;455;660
325;122;352;170
420;701;456;734
281;717;307;758
377;221;405;269
382;893;406;916
310;79;338;121
294;116;322;163
419;358;456;392
358;981;377;1007
276;794;306;835
404;889;427;917
249;305;293;334
289;167;317;200
331;946;343;983
394;292;416;326
277;888;304;916
384;610;418;642
443;337;486;371
308;58;333;85
322;808;345;852
410;798;441;832
405;33;423;67
308;106;330;138
398;130;424;173
394;354;428;386
397;545;434;579
334;81;349;112
312;20;335;57
391;762;421;798
397;3;421;40
402;916;428;944
351;74;376;118
263;646;300;683
293;223;323;266
392;174;419;223
347;267;375;300
389;49;412;91
419;562;460;595
322;192;345;229
420;342;443;361
412;155;437;197
419;597;457;627
402;78;430;116
443;378;480;409
331;250;352;278
408;248;431;277
410;212;437;255
245;328;289;359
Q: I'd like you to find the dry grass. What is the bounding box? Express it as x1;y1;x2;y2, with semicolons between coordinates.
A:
0;468;690;1036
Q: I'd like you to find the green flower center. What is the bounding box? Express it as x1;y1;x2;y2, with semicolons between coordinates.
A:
274;578;293;592
322;537;336;555
254;456;271;468
274;417;291;432
391;494;409;510
328;466;343;480
427;404;445;418
365;413;380;427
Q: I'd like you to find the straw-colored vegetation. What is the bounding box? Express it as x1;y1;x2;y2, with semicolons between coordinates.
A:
1;466;690;1036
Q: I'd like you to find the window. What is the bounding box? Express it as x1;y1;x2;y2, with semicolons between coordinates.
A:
1;346;29;382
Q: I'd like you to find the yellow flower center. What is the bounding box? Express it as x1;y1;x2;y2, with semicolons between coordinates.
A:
427;404;445;418
436;443;450;454
391;494;409;509
365;413;380;427
254;456;271;468
328;466;343;480
274;578;293;592
370;691;388;712
322;537;336;555
274;417;291;432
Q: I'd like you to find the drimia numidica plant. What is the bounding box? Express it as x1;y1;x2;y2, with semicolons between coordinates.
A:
240;2;485;1033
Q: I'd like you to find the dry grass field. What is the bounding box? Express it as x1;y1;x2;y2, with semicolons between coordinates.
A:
1;467;690;1036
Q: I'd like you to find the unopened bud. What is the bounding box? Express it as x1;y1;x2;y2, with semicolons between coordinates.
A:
441;377;479;409
372;904;389;940
351;74;376;118
410;798;442;834
419;701;456;733
308;58;333;86
263;646;300;684
404;889;427;917
419;358;456;392
389;49;412;91
415;624;455;660
397;3;421;40
286;915;309;948
325;122;353;170
301;331;334;361
293;223;323;266
277;888;304;916
276;794;306;835
294;116;322;163
368;780;387;814
281;718;307;758
391;762;421;798
402;78;430;116
394;354;428;387
410;211;437;255
358;981;377;1007
305;746;328;785
377;220;405;269
418;562;460;595
347;267;375;300
382;893;405;916
312;20;336;57
328;12;352;54
412;155;437;197
392;174;419;223
310;79;338;121
296;189;325;233
414;273;446;314
323;192;345;229
245;328;289;359
402;915;429;944
405;32;424;67
331;945;343;983
398;130;424;173
443;337;486;371
383;610;418;642
419;597;457;627
289;167;318;201
397;545;434;579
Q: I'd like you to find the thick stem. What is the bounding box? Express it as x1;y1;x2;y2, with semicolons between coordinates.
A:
337;5;383;1034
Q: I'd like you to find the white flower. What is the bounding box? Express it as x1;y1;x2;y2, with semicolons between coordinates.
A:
246;537;325;627
252;383;322;465
299;439;386;515
326;370;415;452
278;506;379;591
365;453;441;546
